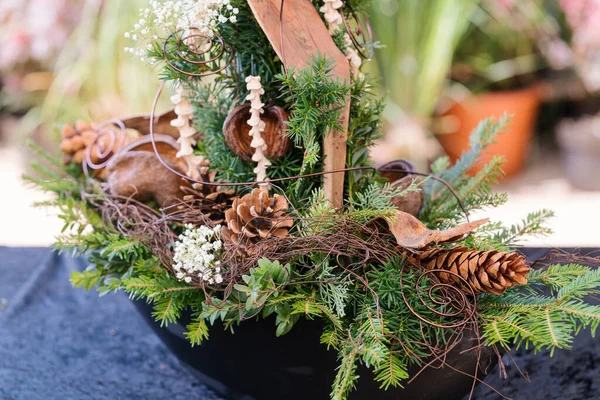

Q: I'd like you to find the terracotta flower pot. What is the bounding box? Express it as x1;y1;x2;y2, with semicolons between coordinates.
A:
436;87;541;178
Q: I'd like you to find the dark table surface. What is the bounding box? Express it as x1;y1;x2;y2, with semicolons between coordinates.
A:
0;247;598;400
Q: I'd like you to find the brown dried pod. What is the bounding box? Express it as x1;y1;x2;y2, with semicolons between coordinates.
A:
121;109;180;138
223;104;290;161
118;133;182;161
106;151;188;209
390;175;426;217
378;159;416;183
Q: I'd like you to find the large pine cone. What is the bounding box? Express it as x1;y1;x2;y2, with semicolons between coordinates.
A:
414;246;530;296
221;188;293;255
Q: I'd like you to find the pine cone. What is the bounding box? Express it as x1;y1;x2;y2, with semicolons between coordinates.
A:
59;120;98;165
221;188;293;255
179;185;236;224
414;246;530;296
176;159;235;223
59;120;141;168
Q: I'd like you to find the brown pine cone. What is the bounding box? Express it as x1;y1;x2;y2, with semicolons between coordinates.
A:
59;120;141;168
221;188;293;255
60;120;96;165
179;184;236;224
175;159;235;223
414;246;530;296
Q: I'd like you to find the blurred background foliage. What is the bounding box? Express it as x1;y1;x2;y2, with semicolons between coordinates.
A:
1;0;600;194
368;0;478;119
1;0;169;139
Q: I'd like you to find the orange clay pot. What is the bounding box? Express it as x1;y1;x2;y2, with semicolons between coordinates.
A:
436;87;540;178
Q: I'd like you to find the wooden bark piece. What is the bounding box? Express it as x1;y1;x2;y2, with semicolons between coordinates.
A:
387;210;489;249
121;109;180;138
247;0;351;208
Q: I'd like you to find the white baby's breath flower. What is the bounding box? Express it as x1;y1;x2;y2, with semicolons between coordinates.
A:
172;224;225;285
124;0;239;62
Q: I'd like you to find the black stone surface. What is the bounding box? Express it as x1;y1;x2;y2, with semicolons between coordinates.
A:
0;248;220;400
0;247;598;400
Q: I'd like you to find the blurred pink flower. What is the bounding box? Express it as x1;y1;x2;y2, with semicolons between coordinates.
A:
0;0;82;72
559;0;600;91
0;31;31;70
498;0;516;10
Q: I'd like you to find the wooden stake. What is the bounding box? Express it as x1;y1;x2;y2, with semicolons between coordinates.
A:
247;0;351;208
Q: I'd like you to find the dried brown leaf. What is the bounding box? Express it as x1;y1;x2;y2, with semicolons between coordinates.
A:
386;210;489;249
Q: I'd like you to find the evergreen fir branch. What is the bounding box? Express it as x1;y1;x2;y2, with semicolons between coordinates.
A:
185;318;210;347
320;326;341;350
29;160;65;182
348;181;421;223
457;155;505;201
331;350;359;400
70;268;107;291
152;296;185;327
482;314;539;349
492;209;555;246
101;239;145;262
527;264;591;293
424;155;506;227
123;276;159;300
432;115;509;192
422;115;511;227
23;173;78;195
290;299;343;330
373;353;409;390
430;156;452;175
275;54;351;200
480;265;600;354
556;301;600;333
557;268;600;301
25;138;64;170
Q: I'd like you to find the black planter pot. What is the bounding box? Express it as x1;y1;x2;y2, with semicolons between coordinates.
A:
133;300;497;400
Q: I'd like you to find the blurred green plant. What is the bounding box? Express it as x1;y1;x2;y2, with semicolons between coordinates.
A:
368;0;478;119
24;0;170;135
450;1;563;93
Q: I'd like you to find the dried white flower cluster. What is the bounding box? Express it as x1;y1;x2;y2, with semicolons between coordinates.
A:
188;0;239;36
245;76;271;192
319;0;343;34
173;224;224;284
319;0;362;78
124;0;239;61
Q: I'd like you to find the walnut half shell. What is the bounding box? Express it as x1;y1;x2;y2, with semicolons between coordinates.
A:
223;104;291;161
